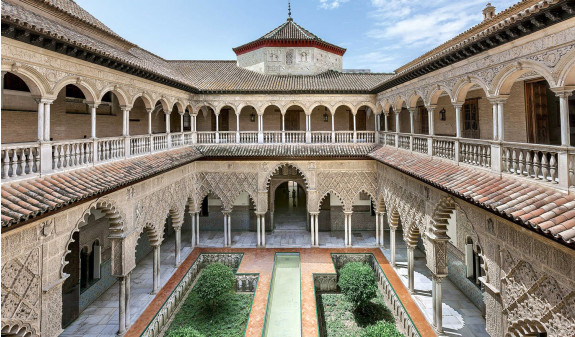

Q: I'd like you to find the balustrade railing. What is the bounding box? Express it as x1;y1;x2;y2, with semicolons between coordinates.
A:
240;131;258;144
96;137;125;162
1;143;41;180
218;131;236;144
356;131;375;143
432;137;456;160
130;135;150;156
502;143;559;184
398;135;410;150
52;139;93;171
264;131;282;144
569;150;575;190
335;131;353;143
412;136;428;154
285;131;305;144
311;131;332;144
196;132;215;144
183;132;194;145
460;140;491;168
152;134;168;151
383;132;396;147
171;133;183;147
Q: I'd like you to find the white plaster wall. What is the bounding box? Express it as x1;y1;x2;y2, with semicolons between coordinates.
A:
237;47;342;75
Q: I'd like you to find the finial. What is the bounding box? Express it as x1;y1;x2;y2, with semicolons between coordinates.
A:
288;1;292;20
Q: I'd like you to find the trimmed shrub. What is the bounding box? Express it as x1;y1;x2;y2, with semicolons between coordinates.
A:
165;326;205;337
338;262;378;312
195;263;235;311
362;321;403;337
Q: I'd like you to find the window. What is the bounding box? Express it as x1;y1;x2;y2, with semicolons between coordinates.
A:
463;98;480;139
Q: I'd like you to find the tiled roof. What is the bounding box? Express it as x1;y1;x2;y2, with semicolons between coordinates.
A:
368;146;575;247
172;61;392;93
2;1;192;87
37;0;124;40
0;147;203;229
196;144;377;158
260;19;321;41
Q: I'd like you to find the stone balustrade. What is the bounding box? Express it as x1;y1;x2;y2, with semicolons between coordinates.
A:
1;142;41;180
378;131;575;192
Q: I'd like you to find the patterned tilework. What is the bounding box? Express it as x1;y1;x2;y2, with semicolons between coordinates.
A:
369;146;575;247
79;260;116;312
446;252;486;313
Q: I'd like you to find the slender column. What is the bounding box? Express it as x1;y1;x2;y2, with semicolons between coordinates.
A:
375;212;380;246
192;114;198;144
454;104;462;138
384;114;389;132
281;113;286;143
125;272;131;328
152;245;160;293
407;246;415;293
316;214;320;246
42;101;52;141
146;109;153;135
261;214;266;246
408;108;415;134
257;213;261;247
122;108;130;136
433;275;444;333
395;111;400;133
227;214;232;247
353;113;357;143
165;112;171;134
236;113;240;143
215;112;220;143
347;212;353;246
180;113;184;133
89;104;97;139
390;227;397;266
174;226;181;266
556;90;573;146
331;113;335;143
118;276;126;334
258;114;263;144
432;276;437;327
490;100;498;140
36;100;45;141
379;212;385;247
196;213;200;245
190;211;196;247
223;212;228;246
310;213;315;246
305;114;311;143
428;106;435;136
375;114;380;132
497;101;505;141
344;211;348;247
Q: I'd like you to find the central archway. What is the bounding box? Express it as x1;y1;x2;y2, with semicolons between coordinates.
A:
274;181;307;230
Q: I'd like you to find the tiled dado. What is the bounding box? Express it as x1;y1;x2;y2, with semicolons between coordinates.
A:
125;248;435;337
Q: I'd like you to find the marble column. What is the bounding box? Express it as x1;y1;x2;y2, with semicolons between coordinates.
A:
407;246;415;293
174;226;181;266
257;214;261;247
390;227;397;266
36;99;44;141
353;114;357;143
375;212;380;246
152;245;160;294
556;90;573;146
196;213;200;246
89;104;97;139
497;100;506;141
310;213;315;246
125;272;131;328
454;104;462;138
432;275;444;333
261;214;266;246
118;276;126;335
314;214;319;246
190;211;196;247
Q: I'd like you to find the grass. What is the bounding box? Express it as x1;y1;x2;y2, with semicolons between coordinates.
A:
319;292;399;337
166;290;253;337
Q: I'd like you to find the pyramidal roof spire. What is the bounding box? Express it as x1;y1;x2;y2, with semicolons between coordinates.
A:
288;1;293;21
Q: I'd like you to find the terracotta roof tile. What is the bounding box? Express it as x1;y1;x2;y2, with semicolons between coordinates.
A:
196;144;377;158
1;147;203;229
368;146;575;247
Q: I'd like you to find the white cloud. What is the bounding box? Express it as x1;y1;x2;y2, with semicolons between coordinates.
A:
319;0;349;10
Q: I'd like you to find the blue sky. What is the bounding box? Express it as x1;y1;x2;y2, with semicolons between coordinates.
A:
75;0;518;73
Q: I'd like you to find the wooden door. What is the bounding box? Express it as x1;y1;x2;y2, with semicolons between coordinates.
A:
525;80;549;144
285;110;300;131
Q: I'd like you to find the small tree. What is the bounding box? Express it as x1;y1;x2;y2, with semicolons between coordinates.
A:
195;263;235;311
338;262;378;312
166;326;205;337
362;321;403;337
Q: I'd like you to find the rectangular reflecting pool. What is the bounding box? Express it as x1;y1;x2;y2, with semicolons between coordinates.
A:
263;253;302;337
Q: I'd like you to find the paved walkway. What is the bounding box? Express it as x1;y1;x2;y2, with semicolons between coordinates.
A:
61;231;193;337
381;231;489;337
125;248;436;337
198;230;376;248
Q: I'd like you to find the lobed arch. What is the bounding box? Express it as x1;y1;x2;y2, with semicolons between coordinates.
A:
98;85;129;106
229;189;258;212
429;196;456;239
1;322;36;337
196;188;227;213
60;199;126;279
317;189;345;212
505;319;547;337
493;60;555;96
139;223;161;247
452;76;491;104
426;84;453;106
404;221;421;247
51;76;98;103
263;162;310;191
131;93;154;110
2;65;49;97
